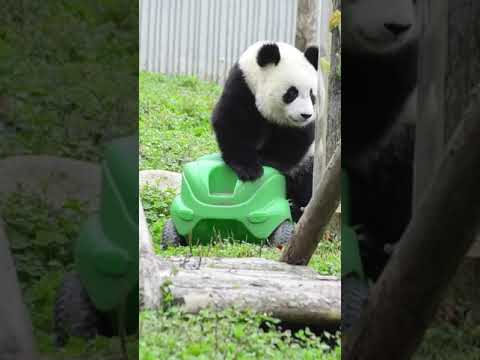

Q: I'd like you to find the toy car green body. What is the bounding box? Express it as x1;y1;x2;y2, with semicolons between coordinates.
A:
163;153;294;247
341;170;369;332
54;136;138;345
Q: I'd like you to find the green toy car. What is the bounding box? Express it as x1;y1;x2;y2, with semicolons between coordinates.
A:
341;171;370;332
162;153;294;248
54;136;138;346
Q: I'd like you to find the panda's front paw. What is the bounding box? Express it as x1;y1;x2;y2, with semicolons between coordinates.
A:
231;163;264;182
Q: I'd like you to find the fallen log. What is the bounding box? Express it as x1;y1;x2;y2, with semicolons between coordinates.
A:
140;254;340;328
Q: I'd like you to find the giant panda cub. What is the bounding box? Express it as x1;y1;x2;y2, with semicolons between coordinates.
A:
343;0;419;280
211;41;325;221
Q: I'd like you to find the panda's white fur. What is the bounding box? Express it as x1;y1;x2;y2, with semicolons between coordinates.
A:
238;41;325;127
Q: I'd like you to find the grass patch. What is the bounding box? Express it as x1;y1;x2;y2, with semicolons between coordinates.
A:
139;72;221;171
0;1;137;161
414;321;480;359
158;238;340;277
140;308;340;360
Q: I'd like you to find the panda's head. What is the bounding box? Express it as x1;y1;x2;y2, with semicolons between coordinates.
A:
343;0;418;56
238;41;323;127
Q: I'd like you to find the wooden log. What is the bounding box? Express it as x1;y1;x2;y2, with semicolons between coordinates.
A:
140;254;340;328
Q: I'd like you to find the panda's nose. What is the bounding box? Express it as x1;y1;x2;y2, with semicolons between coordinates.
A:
301;113;312;120
384;22;411;36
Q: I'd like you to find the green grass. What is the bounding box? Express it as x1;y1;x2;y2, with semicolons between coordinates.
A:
139;72;221;171
140;308;340;360
414;321;480;360
0;1;137;161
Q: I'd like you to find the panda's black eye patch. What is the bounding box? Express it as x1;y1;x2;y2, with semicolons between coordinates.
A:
283;86;298;104
310;89;316;105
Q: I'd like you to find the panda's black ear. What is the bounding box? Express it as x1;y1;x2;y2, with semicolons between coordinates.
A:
304;46;319;70
257;43;281;67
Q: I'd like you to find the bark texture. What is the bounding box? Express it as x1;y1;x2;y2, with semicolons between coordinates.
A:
281;146;341;265
295;0;318;51
140;254;340;328
325;0;341;163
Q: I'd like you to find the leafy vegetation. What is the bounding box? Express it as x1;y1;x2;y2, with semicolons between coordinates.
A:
139;72;221;171
414;321;480;360
2;191;86;287
0;0;137;160
141;308;340;360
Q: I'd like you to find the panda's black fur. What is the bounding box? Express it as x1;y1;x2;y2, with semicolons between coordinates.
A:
211;43;319;222
343;19;418;279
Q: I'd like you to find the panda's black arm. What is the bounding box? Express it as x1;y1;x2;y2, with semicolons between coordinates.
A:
212;113;264;182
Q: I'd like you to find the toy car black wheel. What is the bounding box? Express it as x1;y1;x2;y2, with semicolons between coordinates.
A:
341;275;369;332
53;271;99;347
162;219;186;248
269;221;294;248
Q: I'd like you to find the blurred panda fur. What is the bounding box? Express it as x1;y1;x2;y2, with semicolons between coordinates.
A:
342;0;419;280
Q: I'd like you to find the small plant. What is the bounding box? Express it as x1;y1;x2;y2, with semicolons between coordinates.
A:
160;279;175;311
0;190;87;288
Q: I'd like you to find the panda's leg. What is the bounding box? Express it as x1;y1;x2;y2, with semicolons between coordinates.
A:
285;156;313;222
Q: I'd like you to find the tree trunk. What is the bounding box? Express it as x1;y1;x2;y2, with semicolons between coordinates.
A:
281;146;341;265
295;0;318;51
413;0;446;207
0;219;38;360
325;0;341;164
343;86;480;360
284;0;341;266
314;0;340;189
140;254;340;328
413;0;480;332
